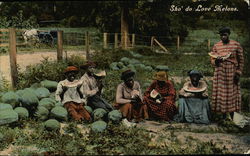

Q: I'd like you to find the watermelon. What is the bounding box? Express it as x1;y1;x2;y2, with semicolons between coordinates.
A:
40;80;58;92
35;88;50;99
1;91;20;108
44;119;60;131
35;106;49;121
14;107;29;119
0;109;18;125
91;120;107;133
50;106;68;121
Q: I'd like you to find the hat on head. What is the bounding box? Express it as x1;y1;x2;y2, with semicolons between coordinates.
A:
80;61;96;69
121;69;135;81
153;71;168;81
218;27;231;34
64;66;79;74
188;70;203;78
94;70;106;77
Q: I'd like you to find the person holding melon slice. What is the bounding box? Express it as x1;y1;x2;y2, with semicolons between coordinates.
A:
55;66;91;121
175;70;211;124
144;71;177;121
210;27;244;121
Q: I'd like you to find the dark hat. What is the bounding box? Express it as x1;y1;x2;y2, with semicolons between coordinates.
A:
64;66;79;74
218;27;231;34
80;61;96;69
121;70;135;80
188;70;203;78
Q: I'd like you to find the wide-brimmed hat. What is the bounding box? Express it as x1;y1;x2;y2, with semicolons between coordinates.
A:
80;61;96;69
188;70;203;78
64;66;79;74
121;70;135;80
94;70;106;77
218;27;231;34
153;71;168;81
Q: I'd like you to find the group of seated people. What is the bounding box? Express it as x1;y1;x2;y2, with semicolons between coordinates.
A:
55;61;211;125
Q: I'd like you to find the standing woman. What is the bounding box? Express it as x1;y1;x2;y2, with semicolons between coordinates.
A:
144;71;177;121
209;27;244;120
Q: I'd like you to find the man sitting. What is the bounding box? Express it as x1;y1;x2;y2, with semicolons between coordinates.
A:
55;66;91;121
80;61;113;112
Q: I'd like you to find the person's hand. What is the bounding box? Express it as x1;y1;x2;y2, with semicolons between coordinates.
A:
234;73;240;84
194;92;203;98
215;57;223;67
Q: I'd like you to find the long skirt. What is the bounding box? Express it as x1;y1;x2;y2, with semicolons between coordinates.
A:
212;61;241;113
87;95;114;112
114;103;149;122
174;98;211;124
64;101;91;121
144;97;177;121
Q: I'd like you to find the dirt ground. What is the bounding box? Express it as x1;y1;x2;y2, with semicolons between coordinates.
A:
0;51;86;83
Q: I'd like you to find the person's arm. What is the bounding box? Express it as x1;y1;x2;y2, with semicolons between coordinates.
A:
116;84;132;104
81;79;99;97
179;81;192;97
55;82;66;102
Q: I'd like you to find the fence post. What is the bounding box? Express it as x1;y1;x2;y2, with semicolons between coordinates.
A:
151;36;154;50
208;39;210;51
57;30;63;61
177;35;180;51
9;28;18;88
124;32;127;49
85;31;90;61
103;32;107;49
132;34;135;48
114;33;118;49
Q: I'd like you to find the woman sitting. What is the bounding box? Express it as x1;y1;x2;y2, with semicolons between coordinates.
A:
175;70;211;124
114;70;149;123
144;71;177;121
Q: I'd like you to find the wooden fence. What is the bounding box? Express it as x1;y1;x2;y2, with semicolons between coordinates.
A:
0;28;213;88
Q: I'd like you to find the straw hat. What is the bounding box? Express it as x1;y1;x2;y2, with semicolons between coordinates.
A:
153;71;168;81
94;70;106;77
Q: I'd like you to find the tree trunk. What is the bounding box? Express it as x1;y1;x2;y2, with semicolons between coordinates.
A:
121;6;131;49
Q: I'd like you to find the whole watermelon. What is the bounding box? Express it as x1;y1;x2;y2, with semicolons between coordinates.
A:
1;91;20;108
44;119;60;131
91;120;107;133
14;107;29;119
38;98;56;110
40;80;58;92
92;108;107;121
35;106;49;121
0;109;18;125
50;106;68;121
35;88;50;99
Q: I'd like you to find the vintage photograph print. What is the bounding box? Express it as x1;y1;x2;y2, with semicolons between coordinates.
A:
0;0;249;155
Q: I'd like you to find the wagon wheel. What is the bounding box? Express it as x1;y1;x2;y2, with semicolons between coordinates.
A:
42;34;54;47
